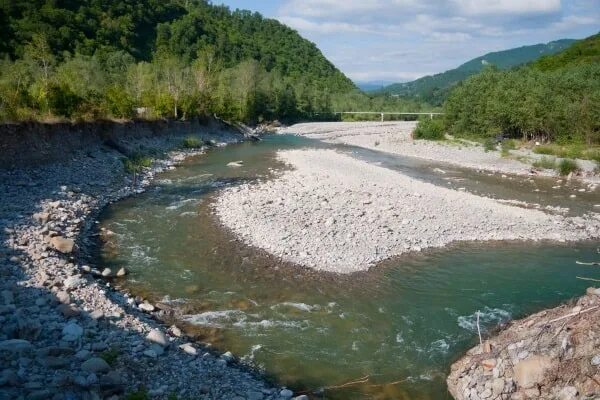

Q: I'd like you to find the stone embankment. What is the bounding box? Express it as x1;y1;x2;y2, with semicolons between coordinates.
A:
0;119;295;400
214;149;600;273
447;289;600;400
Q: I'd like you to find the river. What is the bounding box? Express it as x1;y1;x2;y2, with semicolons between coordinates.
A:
98;134;599;399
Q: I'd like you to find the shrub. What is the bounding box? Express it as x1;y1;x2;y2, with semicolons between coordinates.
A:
532;156;556;169
105;85;134;119
413;117;445;140
532;145;555;155
47;83;81;118
100;347;120;366
556;158;579;176
182;136;202;148
123;154;152;174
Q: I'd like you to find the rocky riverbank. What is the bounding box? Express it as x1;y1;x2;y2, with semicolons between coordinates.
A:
279;121;599;182
0;120;295;400
447;288;600;400
214;148;600;273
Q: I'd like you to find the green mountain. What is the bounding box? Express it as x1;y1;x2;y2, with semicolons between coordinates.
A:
375;39;576;105
0;0;359;123
0;0;355;93
533;33;600;71
443;32;600;145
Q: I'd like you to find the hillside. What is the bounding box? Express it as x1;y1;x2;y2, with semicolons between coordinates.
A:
374;39;575;105
534;33;600;71
443;32;600;146
0;0;356;123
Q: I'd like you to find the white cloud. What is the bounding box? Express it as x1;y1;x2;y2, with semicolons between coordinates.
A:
279;16;375;34
453;0;562;15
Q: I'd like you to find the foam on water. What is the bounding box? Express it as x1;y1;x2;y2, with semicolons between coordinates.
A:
457;306;512;332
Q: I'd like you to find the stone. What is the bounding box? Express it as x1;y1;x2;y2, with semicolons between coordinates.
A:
481;358;496;371
56;291;71;304
139;302;155;312
514;355;553;389
75;350;91;360
81;357;110;373
62;322;83;340
169;325;182;337
149;343;164;356
586;287;600;296
293;396;309;400
557;386;578;400
491;378;505;396
247;391;263;400
280;389;293;398
179;343;197;356
101;268;112;277
0;339;33;353
33;212;50;224
64;276;86;290
57;304;80;317
50;236;75;254
89;310;104;320
145;329;168;347
116;267;127;277
143;349;157;358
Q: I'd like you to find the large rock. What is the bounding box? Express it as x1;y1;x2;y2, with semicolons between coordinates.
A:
514;355;553;389
50;236;75;254
145;329;168;347
81;357;110;373
62;322;83;341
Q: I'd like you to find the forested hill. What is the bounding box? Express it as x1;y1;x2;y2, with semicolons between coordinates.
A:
0;0;357;123
442;32;600;146
374;39;575;105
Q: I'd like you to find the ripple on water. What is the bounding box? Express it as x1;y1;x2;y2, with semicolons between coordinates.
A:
457;306;512;332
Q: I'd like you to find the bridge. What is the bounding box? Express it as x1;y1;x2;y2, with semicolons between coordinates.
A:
333;111;443;122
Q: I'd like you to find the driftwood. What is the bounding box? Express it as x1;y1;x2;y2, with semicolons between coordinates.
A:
542;305;599;325
576;261;600;266
576;276;600;282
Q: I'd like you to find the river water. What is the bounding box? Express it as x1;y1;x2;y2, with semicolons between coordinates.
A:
99;134;599;399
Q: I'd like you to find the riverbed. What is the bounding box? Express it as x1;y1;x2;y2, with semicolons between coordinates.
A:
99;132;600;399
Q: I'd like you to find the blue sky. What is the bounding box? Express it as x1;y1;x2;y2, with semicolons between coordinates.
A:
215;0;599;83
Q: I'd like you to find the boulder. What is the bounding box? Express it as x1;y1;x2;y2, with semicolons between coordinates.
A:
514;355;553;389
116;267;127;277
81;357;110;373
0;339;33;353
50;236;75;254
139;302;155;312
145;329;168;347
56;291;71;304
62;322;83;340
33;212;50;224
101;268;112;277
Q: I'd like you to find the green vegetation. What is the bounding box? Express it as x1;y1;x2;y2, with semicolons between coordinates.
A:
532;143;600;161
500;139;517;156
534;33;600;72
483;139;496;152
413;117;445;140
125;389;149;400
556;159;580;176
532;156;557;170
123;155;153;174
182;136;202;149
443;31;600;147
1;0;407;124
373;39;575;105
100;347;120;366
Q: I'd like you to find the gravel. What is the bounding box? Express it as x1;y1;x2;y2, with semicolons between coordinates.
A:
280;121;599;182
0;125;283;399
214;148;600;273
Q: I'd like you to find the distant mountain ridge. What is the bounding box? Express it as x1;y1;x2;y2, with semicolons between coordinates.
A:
373;39;577;105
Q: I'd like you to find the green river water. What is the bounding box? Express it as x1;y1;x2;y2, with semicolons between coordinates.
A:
99;134;599;399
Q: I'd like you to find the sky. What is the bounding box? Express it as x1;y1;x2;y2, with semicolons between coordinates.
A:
215;0;600;83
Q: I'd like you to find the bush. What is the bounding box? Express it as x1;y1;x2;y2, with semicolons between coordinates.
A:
182;136;202;148
47;83;82;118
413;117;445;140
100;347;120;366
556;159;579;176
500;139;517;156
532;156;556;169
123;154;152;173
105;85;134;119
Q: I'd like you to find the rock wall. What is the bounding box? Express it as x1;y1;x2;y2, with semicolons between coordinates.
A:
0;117;229;169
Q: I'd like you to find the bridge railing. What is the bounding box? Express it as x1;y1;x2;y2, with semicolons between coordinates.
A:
332;111;443;122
